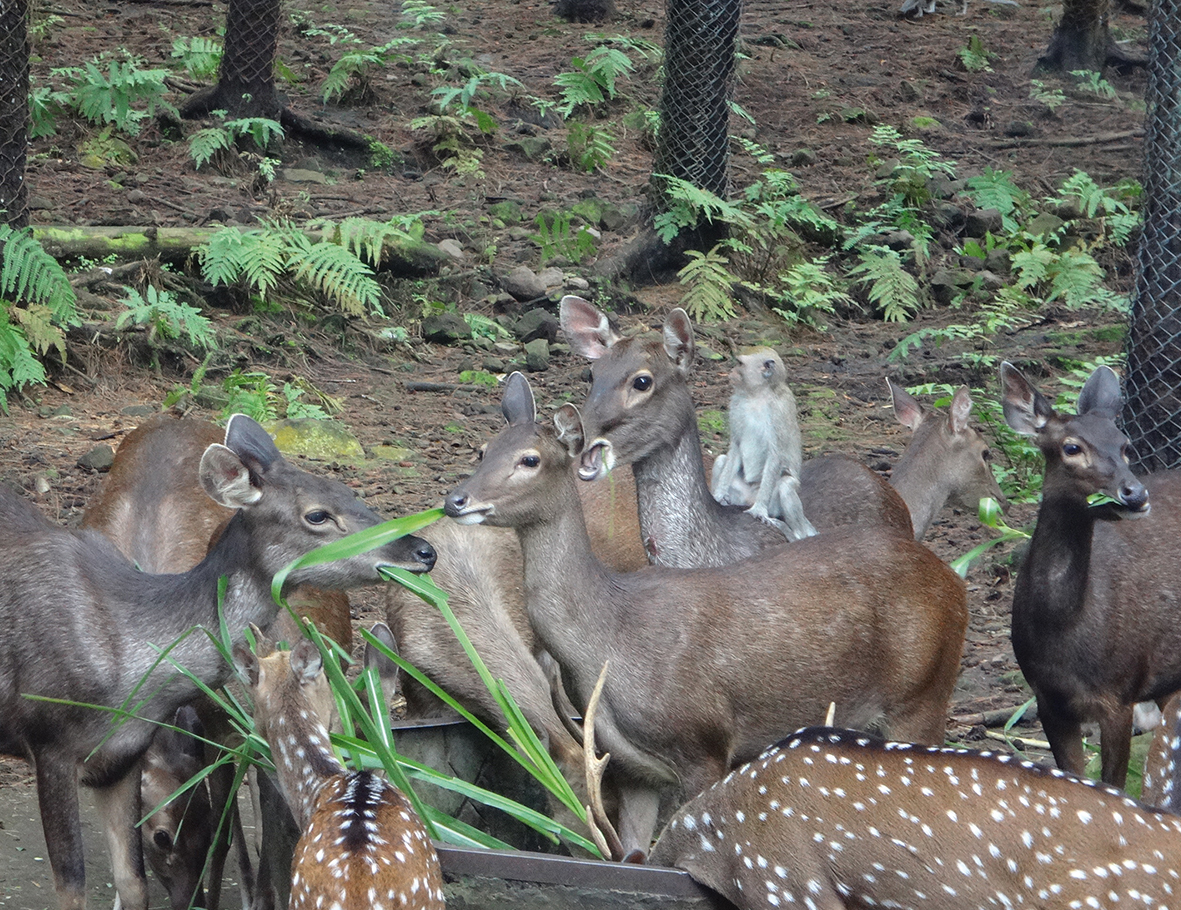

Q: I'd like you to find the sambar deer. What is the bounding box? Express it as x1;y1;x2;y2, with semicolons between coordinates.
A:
0;414;436;910
444;372;967;857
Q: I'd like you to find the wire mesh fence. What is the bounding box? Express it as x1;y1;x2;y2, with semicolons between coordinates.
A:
1122;0;1181;471
0;0;29;229
653;0;741;205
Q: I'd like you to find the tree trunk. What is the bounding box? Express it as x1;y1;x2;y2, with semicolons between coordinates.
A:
181;0;282;121
0;0;29;229
1037;0;1111;72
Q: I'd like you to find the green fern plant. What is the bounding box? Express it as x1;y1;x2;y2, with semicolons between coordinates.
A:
769;257;853;327
531;212;597;266
400;0;445;28
677;246;737;322
1071;69;1118;100
555;45;636;117
961;167;1030;233
0;226;80;411
957;35;995;72
408;114;486;177
170;36;223;80
1029;79;1066;112
59;55;176;135
189;117;284;170
200;220;384;317
653;175;751;244
848;247;921;322
322;37;419;103
566;122;615;172
116;286;217;349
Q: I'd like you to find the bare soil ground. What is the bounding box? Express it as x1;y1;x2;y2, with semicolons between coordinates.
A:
0;0;1151;902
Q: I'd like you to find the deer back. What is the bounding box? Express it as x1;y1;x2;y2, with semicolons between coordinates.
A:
651;726;1181;908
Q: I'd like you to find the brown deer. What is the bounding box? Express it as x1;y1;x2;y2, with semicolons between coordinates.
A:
385;466;646;771
649;726;1181;909
0;414;437;910
560;296;915;569
1000;361;1179;787
233;634;446;910
81;414;355;910
1142;692;1181;811
444;372;967;857
887;380;1008;539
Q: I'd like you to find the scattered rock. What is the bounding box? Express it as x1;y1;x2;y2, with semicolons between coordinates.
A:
515;308;560;344
268;419;366;461
565;276;590;290
1003;120;1035;138
438;238;466;261
790;148;816;167
524;338;550;372
502;266;547;301
280;168;330;185
77;445;115;472
503;136;552;161
965;207;1004;237
536;267;565;289
930;201;966;231
488;200;524;223
1027;211;1067;238
422;312;473;344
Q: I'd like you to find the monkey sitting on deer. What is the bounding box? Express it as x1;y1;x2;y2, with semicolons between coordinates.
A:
710;346;818;541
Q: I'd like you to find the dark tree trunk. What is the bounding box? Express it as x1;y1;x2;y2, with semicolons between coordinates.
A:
181;0;282;121
0;0;29;229
1035;0;1144;72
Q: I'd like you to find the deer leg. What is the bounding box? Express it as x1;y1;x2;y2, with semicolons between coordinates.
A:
1099;706;1135;788
93;768;149;910
34;751;87;910
204;760;248;910
615;782;662;861
1037;698;1087;777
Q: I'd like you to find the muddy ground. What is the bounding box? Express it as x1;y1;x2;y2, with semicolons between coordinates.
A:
0;0;1153;902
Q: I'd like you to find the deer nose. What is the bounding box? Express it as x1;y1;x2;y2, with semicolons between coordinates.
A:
444;491;468;517
1120;480;1149;512
413;539;437;571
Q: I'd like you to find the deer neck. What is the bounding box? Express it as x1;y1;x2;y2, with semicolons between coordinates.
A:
890;441;948;540
1013;489;1095;629
630;426;736;568
268;706;343;831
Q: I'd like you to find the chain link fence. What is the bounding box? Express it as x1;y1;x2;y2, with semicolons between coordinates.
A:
653;0;741;204
218;0;284;119
1122;0;1181;471
0;0;29;229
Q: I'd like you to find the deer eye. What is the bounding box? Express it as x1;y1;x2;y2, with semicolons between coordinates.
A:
305;510;331;525
1062;443;1083;458
982;449;992;462
521;454;541;468
632;374;653;392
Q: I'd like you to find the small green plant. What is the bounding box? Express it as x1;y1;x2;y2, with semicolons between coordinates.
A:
400;0;446;28
868;125;956;207
555;44;636;117
957;34;996;72
367;140;399;170
459;369;499;387
29;12;64;43
321;37;420;103
189;117;285;170
770;257;853;327
961;167;1030;233
218;371;332;421
949;498;1030;577
116;285;217;350
408;114;486;177
0;226;80;411
429;67;523;133
1071;69;1118;100
28;80;67;139
566;122;615;172
677;246;737;322
848;247;921;322
1029;78;1066;112
201;219;385;317
531;212;597;266
57;54;176;135
653;175;750;245
170;36;223;80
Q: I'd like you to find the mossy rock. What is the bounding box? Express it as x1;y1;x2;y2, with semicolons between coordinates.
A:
267;419;366;461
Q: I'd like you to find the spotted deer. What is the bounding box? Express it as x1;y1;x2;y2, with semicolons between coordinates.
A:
1000;362;1181;787
1142;692;1181;811
233;634;446;910
650;726;1181;909
0;414;437;910
887;380;1007;539
560;296;915;568
444;372;967;857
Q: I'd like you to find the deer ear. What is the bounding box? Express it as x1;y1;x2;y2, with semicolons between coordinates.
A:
949;387;973;435
889;379;925;431
502;372;537;426
561;296;620;360
364;622;401;691
1077;365;1122;417
1001;362;1055;436
663;309;696;377
289;638;323;685
232;642;260;687
553;404;586;457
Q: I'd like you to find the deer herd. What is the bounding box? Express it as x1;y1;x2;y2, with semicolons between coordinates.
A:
1;294;1177;910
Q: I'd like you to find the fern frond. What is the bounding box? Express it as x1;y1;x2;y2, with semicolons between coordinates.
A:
0;226;78;323
290;241;383;317
848;247;920;323
334;218;414;267
677;245;736;322
189;127;233;170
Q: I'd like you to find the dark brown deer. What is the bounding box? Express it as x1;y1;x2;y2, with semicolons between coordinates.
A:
444;372;967;857
888;380;1008;539
650;726;1181;909
1001;361;1178;787
81;414;355;910
385;466;646;771
0;414;437;910
233;634;445;910
560;296;915;568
